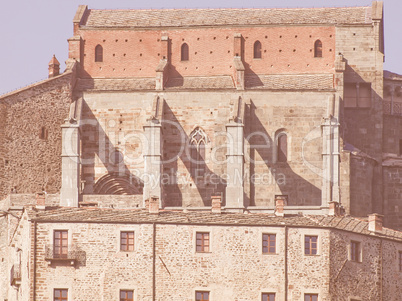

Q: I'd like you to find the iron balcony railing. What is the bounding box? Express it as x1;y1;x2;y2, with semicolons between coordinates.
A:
45;245;85;264
10;264;21;286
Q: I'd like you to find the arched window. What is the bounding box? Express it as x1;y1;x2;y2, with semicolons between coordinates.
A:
253;40;262;59
189;128;208;178
181;43;189;61
314;40;322;58
95;44;103;62
277;133;288;162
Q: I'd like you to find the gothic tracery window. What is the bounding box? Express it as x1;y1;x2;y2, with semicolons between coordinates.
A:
189;127;208;178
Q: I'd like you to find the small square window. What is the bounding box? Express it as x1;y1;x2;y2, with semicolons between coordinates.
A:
305;236;318;255
120;290;134;301
304;293;318;301
262;292;275;301
195;291;209;301
120;231;134;251
350;241;361;262
262;234;276;254
196;232;209;252
54;289;68;301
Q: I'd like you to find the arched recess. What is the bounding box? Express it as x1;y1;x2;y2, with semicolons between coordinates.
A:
314;40;322;58
274;129;290;163
95;44;103;62
93;173;143;195
253;40;262;59
181;43;189;61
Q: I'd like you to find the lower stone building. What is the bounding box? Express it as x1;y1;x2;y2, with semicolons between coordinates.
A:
2;196;402;300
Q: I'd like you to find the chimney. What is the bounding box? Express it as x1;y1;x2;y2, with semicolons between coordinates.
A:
48;55;60;78
328;201;340;216
211;195;222;214
36;192;45;210
275;195;287;217
368;213;383;232
148;196;159;214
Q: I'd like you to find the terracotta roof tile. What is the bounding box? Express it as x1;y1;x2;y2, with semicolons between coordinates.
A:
77;78;156;91
84;7;372;28
27;208;402;242
165;76;234;90
245;74;334;90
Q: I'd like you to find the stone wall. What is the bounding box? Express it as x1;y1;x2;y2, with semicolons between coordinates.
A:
349;154;375;217
383;166;402;231
0;73;74;200
14;217;401;300
330;230;402;301
80;90;329;207
383;115;402;155
336;21;384;215
30;221;334;300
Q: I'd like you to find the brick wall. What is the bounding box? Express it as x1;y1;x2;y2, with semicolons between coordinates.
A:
77;26;335;79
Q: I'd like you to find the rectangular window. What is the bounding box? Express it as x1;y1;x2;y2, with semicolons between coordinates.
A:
399;251;402;272
196;232;209;252
305;236;318;255
120;290;134;301
120;231;135;251
262;293;275;301
344;82;371;108
350;241;361;262
262;234;276;254
304;294;318;301
195;291;209;301
54;289;68;301
54;230;68;258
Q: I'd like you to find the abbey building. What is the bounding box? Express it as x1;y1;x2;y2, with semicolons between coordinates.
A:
1;1;401;300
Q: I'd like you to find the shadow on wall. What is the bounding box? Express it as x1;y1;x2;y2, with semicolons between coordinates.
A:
162;102;226;207
246;101;322;206
80;100;144;196
341;63;384;215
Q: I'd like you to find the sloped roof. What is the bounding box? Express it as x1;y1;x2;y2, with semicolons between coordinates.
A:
27;208;402;242
83;6;372;29
245;74;334;90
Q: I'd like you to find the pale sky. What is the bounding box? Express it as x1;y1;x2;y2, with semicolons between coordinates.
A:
0;0;400;95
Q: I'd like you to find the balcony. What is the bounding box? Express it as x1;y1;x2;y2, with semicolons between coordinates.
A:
10;264;21;286
383;100;402;116
45;245;84;266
